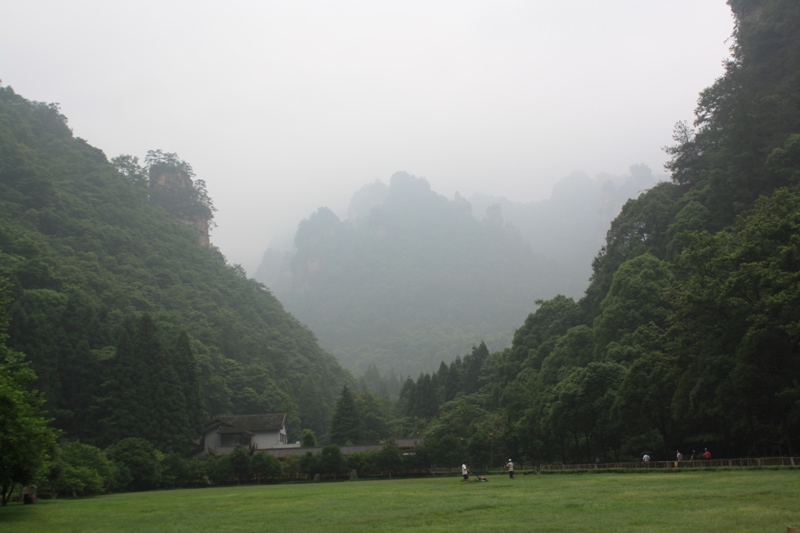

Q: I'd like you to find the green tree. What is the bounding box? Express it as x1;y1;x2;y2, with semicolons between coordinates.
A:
0;281;58;505
299;451;320;480
356;390;391;443
300;429;317;447
376;440;403;477
329;385;361;445
39;441;110;498
105;438;161;492
319;445;346;479
207;454;234;485
670;189;800;455
160;453;191;489
467;431;492;470
228;446;251;484
297;376;329;438
613;353;679;459
593;254;673;363
250;452;282;483
412;373;439;419
171;331;206;444
462;342;489;395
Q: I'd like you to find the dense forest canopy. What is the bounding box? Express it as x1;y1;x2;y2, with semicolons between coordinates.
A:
0;85;351;450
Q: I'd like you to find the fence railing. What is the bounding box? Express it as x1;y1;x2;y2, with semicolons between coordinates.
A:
537;456;798;472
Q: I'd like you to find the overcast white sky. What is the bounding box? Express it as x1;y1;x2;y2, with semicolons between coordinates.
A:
1;1;734;272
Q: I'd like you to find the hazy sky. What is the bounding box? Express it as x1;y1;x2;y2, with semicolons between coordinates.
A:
1;1;734;272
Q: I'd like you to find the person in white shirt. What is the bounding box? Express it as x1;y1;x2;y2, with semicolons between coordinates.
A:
462;462;469;482
505;459;514;479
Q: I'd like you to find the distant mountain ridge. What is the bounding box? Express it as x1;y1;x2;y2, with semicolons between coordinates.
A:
467;165;663;296
255;168;660;375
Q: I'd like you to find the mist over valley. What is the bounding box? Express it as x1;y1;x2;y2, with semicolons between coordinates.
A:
255;166;663;375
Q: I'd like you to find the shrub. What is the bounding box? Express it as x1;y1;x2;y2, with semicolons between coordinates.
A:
105;438;161;492
250;453;282;483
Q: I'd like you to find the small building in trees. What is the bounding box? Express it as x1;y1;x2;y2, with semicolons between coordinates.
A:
200;414;297;454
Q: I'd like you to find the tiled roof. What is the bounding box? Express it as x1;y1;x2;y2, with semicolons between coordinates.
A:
204;413;286;434
263;438;425;458
217;426;254;436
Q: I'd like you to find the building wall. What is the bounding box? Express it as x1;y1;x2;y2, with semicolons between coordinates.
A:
204;429;223;451
203;427;288;453
252;428;287;449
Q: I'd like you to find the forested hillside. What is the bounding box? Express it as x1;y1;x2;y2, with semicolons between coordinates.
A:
0;86;350;449
391;0;800;464
257;172;563;375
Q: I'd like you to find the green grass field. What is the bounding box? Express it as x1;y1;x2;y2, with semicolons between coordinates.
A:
2;470;798;532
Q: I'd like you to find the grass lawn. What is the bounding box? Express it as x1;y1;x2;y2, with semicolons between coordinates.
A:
1;470;798;532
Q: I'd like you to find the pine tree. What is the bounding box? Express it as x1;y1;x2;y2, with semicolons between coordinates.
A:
297;376;327;438
171;331;206;442
103;315;195;452
101;320;147;446
136;315;191;452
329;385;361;445
413;373;438;419
444;361;461;402
398;377;416;417
462;342;489;394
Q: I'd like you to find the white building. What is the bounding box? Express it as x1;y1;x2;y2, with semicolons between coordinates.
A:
201;413;298;454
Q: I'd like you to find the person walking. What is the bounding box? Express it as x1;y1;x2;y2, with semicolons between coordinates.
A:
676;450;683;462
505;459;514;479
642;453;651;466
462;462;469;482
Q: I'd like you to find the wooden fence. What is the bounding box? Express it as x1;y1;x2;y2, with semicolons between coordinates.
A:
537;456;798;472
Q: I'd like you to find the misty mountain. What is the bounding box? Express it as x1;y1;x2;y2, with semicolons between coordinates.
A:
468;165;663;296
255;169;657;375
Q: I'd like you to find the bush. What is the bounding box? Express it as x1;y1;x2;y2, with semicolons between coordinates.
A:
280;455;302;479
250;453;282;483
160;453;191;489
186;455;213;487
299;451;320;480
38;441;112;498
228;446;251;484
105;438;161;491
376;441;403;477
319;445;346;479
346;451;379;477
300;429;317;447
207;455;235;485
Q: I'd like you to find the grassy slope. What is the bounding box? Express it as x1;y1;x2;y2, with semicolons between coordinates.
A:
2;471;798;532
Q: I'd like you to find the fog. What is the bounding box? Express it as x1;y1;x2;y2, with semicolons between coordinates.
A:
0;1;733;272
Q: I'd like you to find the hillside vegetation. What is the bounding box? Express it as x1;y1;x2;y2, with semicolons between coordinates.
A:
0;86;350;449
